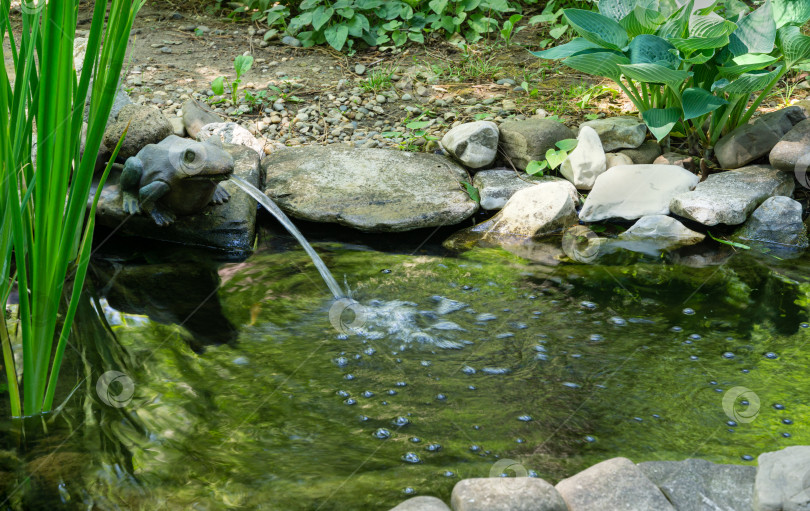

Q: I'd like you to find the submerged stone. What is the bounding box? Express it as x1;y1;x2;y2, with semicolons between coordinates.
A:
263;146;478;232
617;215;705;252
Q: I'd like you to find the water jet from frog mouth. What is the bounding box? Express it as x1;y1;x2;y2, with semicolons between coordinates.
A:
229;176;345;299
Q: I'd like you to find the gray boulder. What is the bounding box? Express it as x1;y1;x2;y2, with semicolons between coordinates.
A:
579;164;700;222
670;165;795;226
472;169;573;211
770;118;810;173
441;121;499;169
182;99;224;139
560;125;606;190
755;446;810;511
619;140;662;164
198;122;265;156
733;196;808;249
388;496;451;511
103;104;173;159
579;116;647;151
451;477;567;511
618;215;705;252
639;458;755;511
715;106;807;169
556;457;675;511
262;146;478;232
499;119;574;170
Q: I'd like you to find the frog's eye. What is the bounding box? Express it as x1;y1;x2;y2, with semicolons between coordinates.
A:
183;149;196;164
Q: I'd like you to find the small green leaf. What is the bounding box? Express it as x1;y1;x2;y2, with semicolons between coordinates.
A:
461;180;480;202
545;148;568;169
324;23;349;51
555;138;578;151
211;76;225;95
406;121;432;129
708;231;750;250
234;55;254;77
526;160;548;175
312;6;335;31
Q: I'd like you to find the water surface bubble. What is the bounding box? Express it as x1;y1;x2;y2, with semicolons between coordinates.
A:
396;382;408;387
610;317;627;326
469;445;481;453
344;398;357;405
337;390;350;397
476;313;498;322
421;361;432;367
362;391;375;398
782;418;793;425
461;366;476;375
741;454;754;461
580;301;597;310
584;435;596;443
801;323;809;328
723;352;735;359
764;352;778;359
374;428;391;439
690;356;699;361
590;334;603;342
436;394;447;401
482;367;510;375
387;390;398;396
403;487;415;495
381;269;392;274
773;404;785;410
727;420;738;427
689;334;702;340
364;347;376;356
468;385;477;390
426;443;442;452
344;374;355;380
444;471;455;477
334;357;349;367
402;453;422;464
517;415;533;422
671;326;683;332
393;416;411;427
528;470;539;478
683;308;695;315
495;332;514;339
410;437;422;443
563;382;581;389
516;438;525;444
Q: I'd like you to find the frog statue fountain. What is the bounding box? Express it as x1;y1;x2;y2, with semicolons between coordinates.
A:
120;134;235;226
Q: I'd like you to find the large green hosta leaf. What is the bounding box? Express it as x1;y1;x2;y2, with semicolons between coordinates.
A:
670;34;730;54
777;25;810;68
598;0;636;21
621;6;666;37
682;87;728;120
690;17;737;38
656;0;693;39
628;34;680;68
642;107;681;140
530;38;606;60
772;0;810;28
563;52;631;82
564;9;629;50
717;53;779;79
619;63;690;89
712;66;784;95
728;1;776;56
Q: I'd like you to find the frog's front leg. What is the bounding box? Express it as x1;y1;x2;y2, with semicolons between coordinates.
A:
121;157;144;215
139;181;175;226
211;184;231;205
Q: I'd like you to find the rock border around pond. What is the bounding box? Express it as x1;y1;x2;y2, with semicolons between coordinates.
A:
385;446;810;511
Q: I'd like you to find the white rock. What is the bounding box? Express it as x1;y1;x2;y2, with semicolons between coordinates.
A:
451;477;567;511
197;122;264;156
579;165;699;222
755;446;810;511
441;121;499;169
472;169;577;210
482;181;578;238
560;126;606;190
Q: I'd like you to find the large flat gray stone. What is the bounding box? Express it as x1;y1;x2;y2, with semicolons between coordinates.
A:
499;119;575;171
94;144;260;254
262;146;478;232
389;496;451;511
670;165;795;226
556;457;675;511
639;458;755;511
716;107;806;169
770;118;810;173
579;116;647;151
733;196;809;249
472;169;575;210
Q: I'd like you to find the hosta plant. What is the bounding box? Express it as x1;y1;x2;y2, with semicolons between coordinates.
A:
533;0;810;160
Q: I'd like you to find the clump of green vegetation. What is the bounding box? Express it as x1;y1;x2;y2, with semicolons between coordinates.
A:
212;55;253;105
534;0;810;159
1;1;143;417
361;65;397;94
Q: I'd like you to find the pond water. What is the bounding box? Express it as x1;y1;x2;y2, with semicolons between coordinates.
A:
2;221;810;510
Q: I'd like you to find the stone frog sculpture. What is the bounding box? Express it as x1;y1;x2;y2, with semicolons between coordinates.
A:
121;135;234;226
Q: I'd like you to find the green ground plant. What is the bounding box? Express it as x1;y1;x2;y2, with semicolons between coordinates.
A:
0;0;143;417
212;55;254;105
534;0;810;160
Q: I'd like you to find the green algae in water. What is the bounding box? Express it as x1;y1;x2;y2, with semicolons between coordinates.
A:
3;242;810;510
